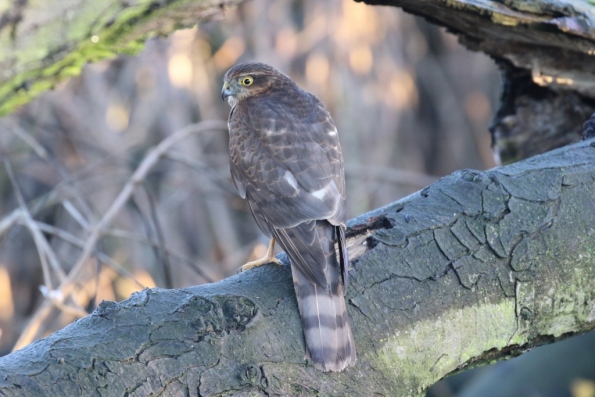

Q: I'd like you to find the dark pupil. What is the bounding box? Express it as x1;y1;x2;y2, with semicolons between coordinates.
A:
244;78;250;84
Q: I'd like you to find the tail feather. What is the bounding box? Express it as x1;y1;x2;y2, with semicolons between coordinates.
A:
293;268;356;371
274;220;356;372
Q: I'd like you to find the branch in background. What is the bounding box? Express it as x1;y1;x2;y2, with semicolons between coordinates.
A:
3;160;66;286
360;0;595;96
359;0;595;163
0;0;246;116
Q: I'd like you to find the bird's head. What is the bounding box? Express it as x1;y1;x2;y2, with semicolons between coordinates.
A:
221;62;291;107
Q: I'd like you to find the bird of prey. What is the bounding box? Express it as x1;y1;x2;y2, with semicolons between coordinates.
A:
221;62;356;372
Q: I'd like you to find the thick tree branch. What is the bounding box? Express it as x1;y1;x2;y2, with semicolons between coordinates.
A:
359;0;595;94
0;138;593;396
0;0;244;117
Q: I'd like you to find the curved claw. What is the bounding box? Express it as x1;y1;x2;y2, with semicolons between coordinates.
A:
237;256;283;273
237;238;283;273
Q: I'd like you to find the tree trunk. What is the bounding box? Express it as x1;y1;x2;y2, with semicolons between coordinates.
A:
0;138;593;396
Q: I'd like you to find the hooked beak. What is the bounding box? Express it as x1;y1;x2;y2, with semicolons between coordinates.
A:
221;81;232;101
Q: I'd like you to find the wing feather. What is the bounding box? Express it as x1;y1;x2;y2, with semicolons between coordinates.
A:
229;93;345;229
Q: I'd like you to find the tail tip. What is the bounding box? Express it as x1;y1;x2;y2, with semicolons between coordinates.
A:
307;350;357;372
311;358;356;373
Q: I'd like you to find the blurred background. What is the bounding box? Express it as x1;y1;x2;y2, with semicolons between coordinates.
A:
1;0;559;394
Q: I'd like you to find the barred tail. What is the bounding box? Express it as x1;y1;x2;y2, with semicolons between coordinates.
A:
292;266;356;371
275;221;356;372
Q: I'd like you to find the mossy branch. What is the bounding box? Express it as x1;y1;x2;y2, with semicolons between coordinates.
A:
0;0;243;117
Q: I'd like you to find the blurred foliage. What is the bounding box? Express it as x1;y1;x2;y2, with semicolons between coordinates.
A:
0;0;500;368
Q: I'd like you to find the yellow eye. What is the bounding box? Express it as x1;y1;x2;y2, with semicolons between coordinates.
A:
239;76;254;86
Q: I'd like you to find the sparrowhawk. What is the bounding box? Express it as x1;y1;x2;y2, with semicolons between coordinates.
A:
222;62;356;372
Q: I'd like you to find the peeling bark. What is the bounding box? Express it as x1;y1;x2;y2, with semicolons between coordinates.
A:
1;138;594;396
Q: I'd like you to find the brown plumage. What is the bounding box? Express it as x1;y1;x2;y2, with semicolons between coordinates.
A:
222;62;356;372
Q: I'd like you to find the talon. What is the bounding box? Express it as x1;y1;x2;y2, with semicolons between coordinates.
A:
237;239;283;273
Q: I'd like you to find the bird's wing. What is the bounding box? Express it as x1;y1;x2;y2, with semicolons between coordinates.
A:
229;93;347;281
230;95;346;231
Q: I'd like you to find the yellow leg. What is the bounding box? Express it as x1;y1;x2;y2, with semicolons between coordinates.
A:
238;238;283;273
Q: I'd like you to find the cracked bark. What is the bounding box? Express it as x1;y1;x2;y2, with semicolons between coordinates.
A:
0;138;594;397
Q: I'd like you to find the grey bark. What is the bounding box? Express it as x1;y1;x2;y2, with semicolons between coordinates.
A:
0;138;594;396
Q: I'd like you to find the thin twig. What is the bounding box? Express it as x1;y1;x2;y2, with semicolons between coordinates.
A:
344;164;438;189
139;183;173;288
63;196;214;283
34;222;146;289
38;286;88;318
62;200;91;230
0;210;22;238
164;151;237;195
103;228;215;283
3;160;66;286
5;118;99;226
51;300;89;318
6;118;51;159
